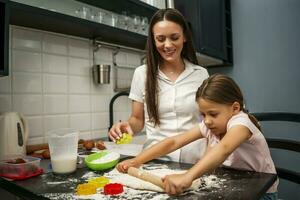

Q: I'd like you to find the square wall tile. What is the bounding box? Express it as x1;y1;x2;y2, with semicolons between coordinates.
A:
13;94;43;115
12;50;42;72
0;76;11;93
91;130;108;139
44;115;69;133
91;95;111;112
68;38;89;58
12;27;42;51
27;137;45;145
127;52;142;66
113;96;131;112
0;95;12;112
91;82;113;95
69;57;90;76
69;76;90;94
70;113;91;131
27;116;43;138
115;51;127;66
44;95;68;114
78;131;92;140
43;34;68;55
92;112;109;130
43;54;68;74
13;72;42;93
69;95;90;113
94;47;112;63
44;74;68;94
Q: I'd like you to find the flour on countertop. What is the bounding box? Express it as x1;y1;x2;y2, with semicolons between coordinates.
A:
81;171;99;179
42;163;226;200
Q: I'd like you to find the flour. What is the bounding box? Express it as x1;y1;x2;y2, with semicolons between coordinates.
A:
90;152;119;164
43;193;75;200
42;163;226;200
46;181;69;185
81;171;99;179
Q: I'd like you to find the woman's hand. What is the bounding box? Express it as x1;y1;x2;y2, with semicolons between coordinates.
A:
162;173;193;195
108;121;133;142
116;158;141;173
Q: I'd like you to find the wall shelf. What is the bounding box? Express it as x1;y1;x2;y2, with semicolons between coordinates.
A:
9;0;158;50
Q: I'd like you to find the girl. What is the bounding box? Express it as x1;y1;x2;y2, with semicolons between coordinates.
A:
117;74;278;199
109;8;209;163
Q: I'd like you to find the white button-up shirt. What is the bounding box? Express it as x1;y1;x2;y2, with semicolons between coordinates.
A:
129;59;209;163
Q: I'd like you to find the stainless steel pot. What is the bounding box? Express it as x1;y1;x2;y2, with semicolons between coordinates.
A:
92;64;110;84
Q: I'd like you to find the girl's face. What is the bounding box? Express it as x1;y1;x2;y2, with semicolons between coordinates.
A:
198;98;240;137
152;20;186;63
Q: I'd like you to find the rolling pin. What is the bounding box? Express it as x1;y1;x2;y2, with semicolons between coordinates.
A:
128;167;164;189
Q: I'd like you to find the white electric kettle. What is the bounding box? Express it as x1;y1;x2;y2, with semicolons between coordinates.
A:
0;112;29;160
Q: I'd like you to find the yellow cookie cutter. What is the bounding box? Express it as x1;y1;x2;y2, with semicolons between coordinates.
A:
88;176;110;188
76;183;97;196
116;133;133;144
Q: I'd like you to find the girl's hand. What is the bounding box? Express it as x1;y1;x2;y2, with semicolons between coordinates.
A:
108;121;133;142
162;173;193;195
116;158;141;173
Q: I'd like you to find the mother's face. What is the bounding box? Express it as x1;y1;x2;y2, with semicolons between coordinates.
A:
152;20;186;63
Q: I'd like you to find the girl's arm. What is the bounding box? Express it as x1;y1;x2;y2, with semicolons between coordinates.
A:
186;125;251;181
117;126;203;172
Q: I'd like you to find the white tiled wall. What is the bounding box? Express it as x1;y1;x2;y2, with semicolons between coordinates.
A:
0;26;143;145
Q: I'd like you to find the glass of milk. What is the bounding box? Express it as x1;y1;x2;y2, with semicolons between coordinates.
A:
47;128;79;174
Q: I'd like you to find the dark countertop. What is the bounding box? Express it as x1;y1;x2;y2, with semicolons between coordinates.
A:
0;156;277;200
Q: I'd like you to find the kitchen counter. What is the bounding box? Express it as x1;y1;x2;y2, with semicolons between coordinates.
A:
0;156;277;200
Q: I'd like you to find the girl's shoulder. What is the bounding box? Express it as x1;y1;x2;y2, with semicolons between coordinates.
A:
227;112;263;140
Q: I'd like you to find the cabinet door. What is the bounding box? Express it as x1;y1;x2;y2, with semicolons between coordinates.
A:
0;0;9;76
175;0;228;60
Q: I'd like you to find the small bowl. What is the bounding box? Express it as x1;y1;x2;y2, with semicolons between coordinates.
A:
0;156;43;180
84;151;120;171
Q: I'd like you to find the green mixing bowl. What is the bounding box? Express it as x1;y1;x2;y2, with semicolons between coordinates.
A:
84;151;120;171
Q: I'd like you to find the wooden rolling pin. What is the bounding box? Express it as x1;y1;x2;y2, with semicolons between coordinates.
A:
128;167;164;189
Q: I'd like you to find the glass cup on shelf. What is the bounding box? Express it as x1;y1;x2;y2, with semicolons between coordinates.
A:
140;17;149;35
75;6;92;20
117;11;130;30
95;10;104;24
111;13;119;27
128;15;141;33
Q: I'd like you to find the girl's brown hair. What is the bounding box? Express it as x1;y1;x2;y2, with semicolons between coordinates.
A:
195;74;261;130
145;8;198;126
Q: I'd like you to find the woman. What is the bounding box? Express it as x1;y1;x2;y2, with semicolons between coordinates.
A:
109;8;209;163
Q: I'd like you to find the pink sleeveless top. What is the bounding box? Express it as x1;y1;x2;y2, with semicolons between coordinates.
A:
199;111;278;193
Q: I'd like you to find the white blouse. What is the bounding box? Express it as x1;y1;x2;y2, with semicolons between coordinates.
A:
129;59;209;163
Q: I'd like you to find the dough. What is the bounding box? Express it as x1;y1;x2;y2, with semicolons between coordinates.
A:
105;166;201;192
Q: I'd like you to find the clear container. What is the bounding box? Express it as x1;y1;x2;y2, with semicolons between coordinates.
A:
47;128;79;174
0;156;43;180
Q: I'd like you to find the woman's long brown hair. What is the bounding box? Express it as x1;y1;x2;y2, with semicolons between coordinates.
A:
195;74;261;130
145;8;198;126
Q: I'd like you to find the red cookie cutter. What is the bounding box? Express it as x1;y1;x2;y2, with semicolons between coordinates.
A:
104;183;124;195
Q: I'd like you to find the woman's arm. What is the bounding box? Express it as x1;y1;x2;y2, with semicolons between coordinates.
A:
186;125;251;180
117;126;203;172
127;100;145;134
